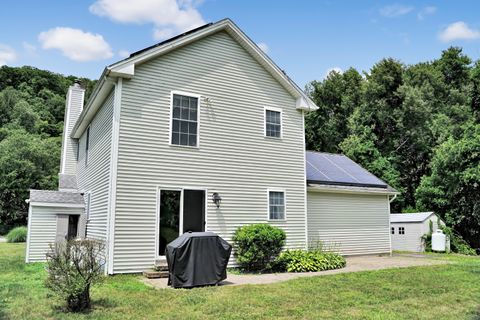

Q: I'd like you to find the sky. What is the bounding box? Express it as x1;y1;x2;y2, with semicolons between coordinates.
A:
1;0;480;87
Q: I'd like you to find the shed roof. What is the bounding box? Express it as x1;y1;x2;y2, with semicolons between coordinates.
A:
390;212;435;223
306;151;392;189
29;190;85;205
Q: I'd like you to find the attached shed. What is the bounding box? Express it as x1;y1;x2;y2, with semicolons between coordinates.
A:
26;189;86;262
306;151;397;255
390;212;444;252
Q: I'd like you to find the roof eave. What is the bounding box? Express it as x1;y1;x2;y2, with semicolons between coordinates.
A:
307;183;399;195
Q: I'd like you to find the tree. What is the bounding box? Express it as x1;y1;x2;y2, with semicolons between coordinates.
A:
416;122;480;250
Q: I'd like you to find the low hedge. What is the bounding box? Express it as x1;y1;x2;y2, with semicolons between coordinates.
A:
275;249;346;272
6;226;28;243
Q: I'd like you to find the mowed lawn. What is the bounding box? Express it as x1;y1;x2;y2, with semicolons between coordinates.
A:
1;243;480;320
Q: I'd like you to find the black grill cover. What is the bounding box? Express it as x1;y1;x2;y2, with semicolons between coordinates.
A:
165;232;232;288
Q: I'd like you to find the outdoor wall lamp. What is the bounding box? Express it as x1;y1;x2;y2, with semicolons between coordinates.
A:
212;192;222;208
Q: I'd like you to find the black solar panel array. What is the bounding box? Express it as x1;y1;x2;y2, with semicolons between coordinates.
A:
306;151;388;188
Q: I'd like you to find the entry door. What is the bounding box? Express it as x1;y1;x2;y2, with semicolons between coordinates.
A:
158;189;205;256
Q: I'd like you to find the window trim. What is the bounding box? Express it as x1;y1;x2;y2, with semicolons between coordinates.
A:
264;106;283;139
169;91;201;148
85;125;91;166
391;227;395;235
267;188;287;221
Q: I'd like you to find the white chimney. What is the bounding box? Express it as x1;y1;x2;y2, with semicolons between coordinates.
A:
60;80;85;175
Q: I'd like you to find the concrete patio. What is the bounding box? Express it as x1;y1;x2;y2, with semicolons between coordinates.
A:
143;254;447;289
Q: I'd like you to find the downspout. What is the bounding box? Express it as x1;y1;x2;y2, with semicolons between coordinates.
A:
389;194;398;203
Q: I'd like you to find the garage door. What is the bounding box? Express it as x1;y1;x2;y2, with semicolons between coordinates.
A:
307;192;391;255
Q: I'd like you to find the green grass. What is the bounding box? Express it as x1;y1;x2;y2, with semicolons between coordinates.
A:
1;243;480;319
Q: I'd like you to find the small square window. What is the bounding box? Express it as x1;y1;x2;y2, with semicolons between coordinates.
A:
391;227;395;235
399;227;405;235
268;191;285;220
265;109;282;138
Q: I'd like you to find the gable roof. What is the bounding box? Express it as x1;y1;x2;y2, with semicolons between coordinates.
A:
390;212;436;223
71;18;318;138
306;151;393;189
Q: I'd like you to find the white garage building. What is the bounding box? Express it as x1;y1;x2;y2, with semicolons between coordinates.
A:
306;152;398;255
390;212;444;252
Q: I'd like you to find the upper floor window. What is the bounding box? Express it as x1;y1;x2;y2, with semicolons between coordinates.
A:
171;93;199;147
265;107;282;138
85;126;90;166
268;190;285;220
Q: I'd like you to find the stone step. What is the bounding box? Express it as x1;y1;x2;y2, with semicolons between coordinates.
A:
143;270;169;279
154;261;169;271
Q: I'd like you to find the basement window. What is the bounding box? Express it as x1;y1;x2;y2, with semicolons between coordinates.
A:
170;93;199;147
399;227;405;235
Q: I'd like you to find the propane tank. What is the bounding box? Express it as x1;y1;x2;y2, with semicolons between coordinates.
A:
432;229;446;252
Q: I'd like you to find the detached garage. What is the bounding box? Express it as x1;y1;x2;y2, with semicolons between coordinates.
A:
306;152;398;255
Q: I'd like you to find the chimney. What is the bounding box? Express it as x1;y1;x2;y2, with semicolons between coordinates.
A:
60;80;85;175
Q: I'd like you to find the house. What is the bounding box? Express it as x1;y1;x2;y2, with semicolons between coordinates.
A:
25;19;398;274
390;212;445;252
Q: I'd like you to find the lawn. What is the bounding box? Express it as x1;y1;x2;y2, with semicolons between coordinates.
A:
1;243;479;319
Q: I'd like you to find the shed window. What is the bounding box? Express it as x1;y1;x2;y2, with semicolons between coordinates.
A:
391;227;395;234
85;126;90;166
268;191;285;220
171;94;199;147
265;108;282;138
399;227;405;235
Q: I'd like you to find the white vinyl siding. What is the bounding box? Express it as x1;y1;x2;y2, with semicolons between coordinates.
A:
113;31;306;273
307;192;391;255
60;86;84;175
26;206;84;262
77;90;114;241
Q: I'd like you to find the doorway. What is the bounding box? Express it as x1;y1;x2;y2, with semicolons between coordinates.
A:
158;189;206;256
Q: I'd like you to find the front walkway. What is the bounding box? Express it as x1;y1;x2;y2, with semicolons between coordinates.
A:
143;254;446;289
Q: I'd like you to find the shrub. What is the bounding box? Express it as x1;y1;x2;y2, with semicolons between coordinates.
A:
233;224;286;271
6;226;27;243
45;239;106;312
275;250;346;272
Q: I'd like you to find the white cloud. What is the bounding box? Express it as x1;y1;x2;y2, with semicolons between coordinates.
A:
89;0;205;40
257;42;268;53
439;21;480;42
38;27;113;61
0;45;16;66
118;50;130;58
22;42;37;55
379;4;414;17
324;67;342;79
417;6;436;20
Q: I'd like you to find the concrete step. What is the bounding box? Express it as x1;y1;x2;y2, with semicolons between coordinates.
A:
143;270;169;279
154;261;169;271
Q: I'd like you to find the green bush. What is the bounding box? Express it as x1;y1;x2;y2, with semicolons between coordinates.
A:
233;224;286;271
275;250;346;272
6;226;27;243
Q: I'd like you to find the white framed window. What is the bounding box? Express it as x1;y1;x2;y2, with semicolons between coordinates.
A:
170;92;200;147
85;126;90;166
399;227;405;235
264;107;282;138
85;192;91;220
391;227;395;234
268;189;286;220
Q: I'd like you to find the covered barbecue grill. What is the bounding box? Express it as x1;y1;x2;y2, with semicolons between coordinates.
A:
165;232;232;288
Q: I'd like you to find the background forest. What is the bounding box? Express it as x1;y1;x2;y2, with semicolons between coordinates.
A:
0;47;478;251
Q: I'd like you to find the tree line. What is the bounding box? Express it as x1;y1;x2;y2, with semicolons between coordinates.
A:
306;47;479;250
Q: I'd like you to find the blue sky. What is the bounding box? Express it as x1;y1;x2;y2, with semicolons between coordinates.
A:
1;0;480;87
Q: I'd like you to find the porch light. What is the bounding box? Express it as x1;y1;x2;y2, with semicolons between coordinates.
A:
212;192;222;208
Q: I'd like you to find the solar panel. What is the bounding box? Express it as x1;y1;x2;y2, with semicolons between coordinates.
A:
306;151;388;188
